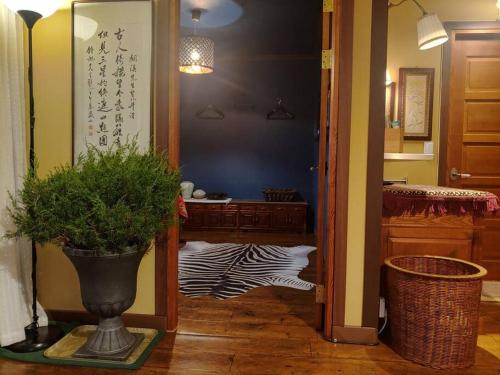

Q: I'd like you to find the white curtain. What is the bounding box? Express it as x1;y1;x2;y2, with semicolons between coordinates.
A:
0;4;48;347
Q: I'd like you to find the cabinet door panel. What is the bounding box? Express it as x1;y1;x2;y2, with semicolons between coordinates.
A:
272;211;289;228
204;212;222;227
221;212;238;228
289;213;306;230
239;211;255;229
388;238;472;260
184;211;204;228
255;212;272;229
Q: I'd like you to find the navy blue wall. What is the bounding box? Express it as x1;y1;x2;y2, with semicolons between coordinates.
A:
180;59;320;204
180;1;322;205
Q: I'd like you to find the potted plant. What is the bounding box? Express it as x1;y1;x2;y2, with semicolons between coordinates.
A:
8;143;180;360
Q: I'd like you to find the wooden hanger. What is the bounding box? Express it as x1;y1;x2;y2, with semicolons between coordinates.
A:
266;98;295;120
196;104;225;120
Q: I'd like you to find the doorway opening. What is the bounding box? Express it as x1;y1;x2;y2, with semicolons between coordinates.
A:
177;0;324;339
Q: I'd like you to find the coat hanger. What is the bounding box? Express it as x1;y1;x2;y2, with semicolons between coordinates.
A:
266;98;295;120
196;104;225;120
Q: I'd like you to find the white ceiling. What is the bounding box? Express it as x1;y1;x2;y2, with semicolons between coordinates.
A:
181;0;243;28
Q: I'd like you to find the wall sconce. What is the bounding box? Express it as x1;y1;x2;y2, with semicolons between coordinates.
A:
385;70;393;86
389;0;449;50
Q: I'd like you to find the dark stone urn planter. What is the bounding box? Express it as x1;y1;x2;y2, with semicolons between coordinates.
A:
63;246;146;361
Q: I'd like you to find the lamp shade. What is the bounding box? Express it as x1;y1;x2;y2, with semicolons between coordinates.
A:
417;13;448;50
74;15;98;41
2;0;63;18
179;36;214;74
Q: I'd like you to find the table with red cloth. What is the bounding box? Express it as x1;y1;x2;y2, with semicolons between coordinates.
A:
383;184;500;217
178;196;188;219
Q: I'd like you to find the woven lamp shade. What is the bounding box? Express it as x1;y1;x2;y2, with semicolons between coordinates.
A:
179;36;214;74
417;13;448;50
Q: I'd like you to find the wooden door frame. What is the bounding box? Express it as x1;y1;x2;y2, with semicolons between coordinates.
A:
438;21;500;186
361;0;388;335
155;0;180;332
325;0;354;341
329;0;388;344
155;0;387;340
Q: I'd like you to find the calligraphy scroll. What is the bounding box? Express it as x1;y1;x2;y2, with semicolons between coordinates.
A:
72;0;152;161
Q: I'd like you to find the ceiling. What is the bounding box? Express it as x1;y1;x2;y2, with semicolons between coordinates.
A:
181;0;323;58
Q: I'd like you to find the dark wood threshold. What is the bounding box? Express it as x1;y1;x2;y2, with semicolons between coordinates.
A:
47;310;170;332
332;325;378;345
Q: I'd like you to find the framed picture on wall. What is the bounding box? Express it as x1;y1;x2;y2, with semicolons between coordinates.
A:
398;68;434;141
72;0;153;162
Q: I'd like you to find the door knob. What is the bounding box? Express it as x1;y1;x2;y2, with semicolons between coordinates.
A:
450;168;472;181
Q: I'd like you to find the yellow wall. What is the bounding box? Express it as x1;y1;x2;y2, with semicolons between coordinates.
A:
384;0;497;185
346;0;497;328
33;9;155;315
345;0;372;327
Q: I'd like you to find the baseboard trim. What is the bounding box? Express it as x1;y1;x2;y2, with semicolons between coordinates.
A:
47;309;169;331
332;325;378;345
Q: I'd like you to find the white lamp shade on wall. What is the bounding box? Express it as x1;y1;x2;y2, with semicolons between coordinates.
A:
2;0;63;18
385;70;393;86
417;13;449;50
179;36;215;74
74;15;98;41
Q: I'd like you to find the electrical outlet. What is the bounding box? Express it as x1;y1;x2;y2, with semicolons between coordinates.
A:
379;297;386;318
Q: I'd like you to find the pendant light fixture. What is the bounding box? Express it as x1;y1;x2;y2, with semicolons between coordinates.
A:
180;9;214;74
389;0;448;50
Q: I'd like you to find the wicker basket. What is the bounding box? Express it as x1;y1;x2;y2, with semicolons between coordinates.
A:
262;188;296;202
384;255;487;369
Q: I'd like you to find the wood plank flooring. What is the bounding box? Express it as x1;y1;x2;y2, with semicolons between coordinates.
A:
1;231;499;374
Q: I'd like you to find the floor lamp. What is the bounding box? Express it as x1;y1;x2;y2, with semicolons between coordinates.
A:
3;1;64;352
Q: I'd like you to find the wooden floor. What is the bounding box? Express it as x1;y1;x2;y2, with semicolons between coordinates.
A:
1;231;499;374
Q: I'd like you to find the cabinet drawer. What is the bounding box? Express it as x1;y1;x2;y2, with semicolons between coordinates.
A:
240;204;256;211
291;206;307;214
387;238;472;261
223;204;239;211
272;206;287;212
187;203;205;211
256;205;272;212
206;204;222;210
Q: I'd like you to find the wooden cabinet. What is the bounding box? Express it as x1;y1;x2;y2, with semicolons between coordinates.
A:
381;213;480;267
183;200;308;233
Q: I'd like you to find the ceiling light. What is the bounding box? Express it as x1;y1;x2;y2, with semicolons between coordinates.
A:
180;36;214;74
180;9;215;75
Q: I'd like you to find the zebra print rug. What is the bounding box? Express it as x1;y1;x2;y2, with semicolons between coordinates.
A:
179;241;316;299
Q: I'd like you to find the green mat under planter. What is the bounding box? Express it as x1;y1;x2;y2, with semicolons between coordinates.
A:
0;322;164;370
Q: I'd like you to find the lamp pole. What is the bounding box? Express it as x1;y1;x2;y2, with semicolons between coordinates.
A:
6;9;64;353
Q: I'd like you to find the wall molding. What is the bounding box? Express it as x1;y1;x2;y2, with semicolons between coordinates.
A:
332;325;378;345
47;310;171;332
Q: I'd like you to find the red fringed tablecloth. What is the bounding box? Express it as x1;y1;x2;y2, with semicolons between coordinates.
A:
178;196;188;219
383;184;500;217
